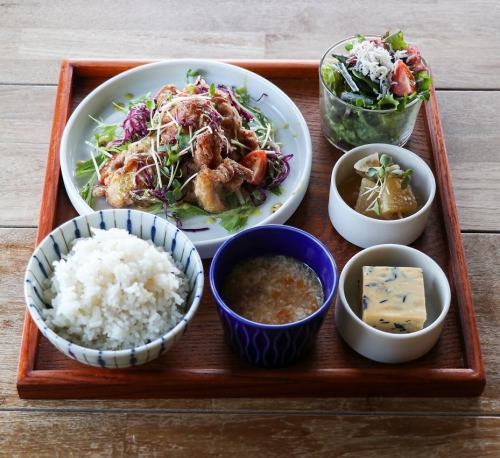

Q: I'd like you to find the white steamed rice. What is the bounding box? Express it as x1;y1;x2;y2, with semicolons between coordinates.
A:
42;228;188;350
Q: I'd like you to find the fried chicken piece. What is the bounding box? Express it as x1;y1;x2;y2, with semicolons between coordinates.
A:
159;97;210;145
94;162;138;208
211;91;259;157
159;123;179;145
92;185;106;198
95;137;152;207
128;137;152;156
98;151;126;185
194;158;253;213
193;131;223;169
237;128;259;151
104;171;136;208
194;171;225;213
177;159;199;204
156;84;179;108
99;137;151;185
171;98;207;128
99;137;152;184
212;92;240;134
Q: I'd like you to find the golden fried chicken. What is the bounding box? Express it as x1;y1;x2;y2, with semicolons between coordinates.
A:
156;84;179;108
194;158;253;213
94;138;153;208
90;81;269;216
159;96;211;145
211;90;259;157
193;131;223;169
103;171;136;208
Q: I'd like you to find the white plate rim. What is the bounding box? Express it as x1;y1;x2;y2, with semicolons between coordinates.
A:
59;59;312;257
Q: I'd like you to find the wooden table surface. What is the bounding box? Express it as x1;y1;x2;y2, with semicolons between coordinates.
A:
1;0;499;456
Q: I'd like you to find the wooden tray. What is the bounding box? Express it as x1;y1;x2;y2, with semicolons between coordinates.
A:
17;59;486;399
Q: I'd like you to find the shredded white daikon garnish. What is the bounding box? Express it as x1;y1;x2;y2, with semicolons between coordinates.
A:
180;172;198;190
260;123;272;149
177;125;213;157
84;140;112;158
134;163;156;176
89;146;101;181
149;146;163;189
351;40;394;91
164;109;179;127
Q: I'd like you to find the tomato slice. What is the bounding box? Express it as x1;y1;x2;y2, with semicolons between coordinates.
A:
406;46;426;72
390;60;416;97
240;150;268;186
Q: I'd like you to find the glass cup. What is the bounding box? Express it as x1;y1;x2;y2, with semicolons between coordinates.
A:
319;37;424;152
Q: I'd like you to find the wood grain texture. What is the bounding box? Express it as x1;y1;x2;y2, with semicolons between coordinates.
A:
14;61;483;399
0;0;499;88
0;0;499;451
0;411;499;457
3;86;500;230
436;91;500;231
0;229;499;408
425;86;483;378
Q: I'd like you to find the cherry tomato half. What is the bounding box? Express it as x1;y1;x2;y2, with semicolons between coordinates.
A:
240;150;268;186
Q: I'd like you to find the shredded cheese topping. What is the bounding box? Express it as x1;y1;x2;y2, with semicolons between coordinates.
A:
351;41;394;93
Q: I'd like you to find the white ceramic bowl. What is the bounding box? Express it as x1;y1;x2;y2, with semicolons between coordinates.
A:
335;244;451;363
24;209;204;368
60;59;312;258
328;143;436;248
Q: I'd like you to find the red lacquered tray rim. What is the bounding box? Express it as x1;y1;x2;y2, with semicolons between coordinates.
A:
16;59;485;398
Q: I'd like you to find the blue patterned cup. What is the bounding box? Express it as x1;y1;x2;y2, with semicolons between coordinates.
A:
210;225;338;367
24;209;204;368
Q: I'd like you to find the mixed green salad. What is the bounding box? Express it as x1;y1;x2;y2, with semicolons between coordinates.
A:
75;70;292;233
320;31;432;148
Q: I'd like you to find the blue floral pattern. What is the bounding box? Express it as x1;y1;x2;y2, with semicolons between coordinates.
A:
24;209;204;369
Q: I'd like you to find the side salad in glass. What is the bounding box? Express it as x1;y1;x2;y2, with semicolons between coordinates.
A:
320;31;432;151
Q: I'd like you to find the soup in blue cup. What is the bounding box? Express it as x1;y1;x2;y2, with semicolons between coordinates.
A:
210;224;338;367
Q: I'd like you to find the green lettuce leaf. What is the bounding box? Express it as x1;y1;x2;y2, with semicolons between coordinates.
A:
375;93;400;109
321;64;345;96
217;204;258;233
384;31;408;50
170;203;208;220
268;185;283;196
416;70;432;92
340;91;375;107
75;152;107;178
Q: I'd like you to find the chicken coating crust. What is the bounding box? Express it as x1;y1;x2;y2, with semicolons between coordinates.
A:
93;83;264;214
194;158;253;213
211;90;259;158
156;84;179;108
193;131;223;169
97;137;153;207
104;171;136;208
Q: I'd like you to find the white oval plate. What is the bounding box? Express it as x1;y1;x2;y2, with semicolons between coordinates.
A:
60;59;312;258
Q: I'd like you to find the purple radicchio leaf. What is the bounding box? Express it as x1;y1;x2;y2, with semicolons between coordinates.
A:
264;153;294;188
217;84;253;122
107;103;151;147
207;107;223;131
248;187;267;207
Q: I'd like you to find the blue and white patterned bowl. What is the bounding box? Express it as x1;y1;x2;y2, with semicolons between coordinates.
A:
24;209;204;368
210;225;338;368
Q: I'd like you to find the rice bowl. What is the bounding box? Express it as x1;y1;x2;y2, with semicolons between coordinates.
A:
43;228;188;350
24;209;204;368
